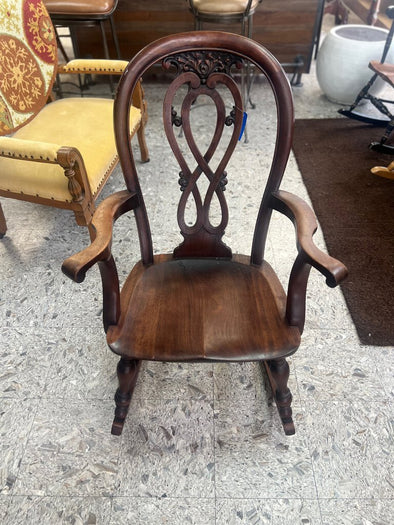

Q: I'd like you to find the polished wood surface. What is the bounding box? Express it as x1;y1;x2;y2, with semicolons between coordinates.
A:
63;32;347;437
74;0;323;75
107;254;301;361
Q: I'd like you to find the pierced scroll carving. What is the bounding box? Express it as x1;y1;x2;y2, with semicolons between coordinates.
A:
171;107;182;127
225;108;237;127
219;171;228;192
162;51;243;84
162;50;245;258
178;171;188;192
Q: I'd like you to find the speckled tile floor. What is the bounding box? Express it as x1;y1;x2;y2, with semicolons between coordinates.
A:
0;19;393;525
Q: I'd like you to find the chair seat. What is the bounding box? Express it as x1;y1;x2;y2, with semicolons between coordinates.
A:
192;0;260;16
107;254;301;362
0;98;141;202
44;0;116;18
369;60;394;88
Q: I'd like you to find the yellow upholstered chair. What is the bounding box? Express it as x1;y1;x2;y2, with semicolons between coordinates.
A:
0;0;149;238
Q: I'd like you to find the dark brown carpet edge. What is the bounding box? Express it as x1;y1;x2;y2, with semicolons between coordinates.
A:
292;118;394;346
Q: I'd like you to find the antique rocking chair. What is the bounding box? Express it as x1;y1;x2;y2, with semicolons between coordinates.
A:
62;32;347;437
339;5;394;153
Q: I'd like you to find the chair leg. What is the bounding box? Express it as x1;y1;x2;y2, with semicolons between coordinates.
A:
264;357;295;436
111;357;141;435
109;15;122;59
133;83;150;162
137;122;150;163
99;20;115;95
0;202;7;238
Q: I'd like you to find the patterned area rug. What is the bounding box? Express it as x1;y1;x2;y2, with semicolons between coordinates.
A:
293;118;394;346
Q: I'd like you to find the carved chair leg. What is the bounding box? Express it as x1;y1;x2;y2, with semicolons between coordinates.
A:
264;357;295;436
112;357;141;436
0;202;7;238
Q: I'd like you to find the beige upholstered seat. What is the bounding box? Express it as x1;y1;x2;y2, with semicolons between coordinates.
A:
188;0;262;33
44;0;117;17
192;0;261;16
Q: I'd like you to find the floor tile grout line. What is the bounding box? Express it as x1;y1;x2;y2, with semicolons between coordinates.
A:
212;362;218;524
291;335;325;524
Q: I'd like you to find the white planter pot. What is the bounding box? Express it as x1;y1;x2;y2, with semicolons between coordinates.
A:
316;24;392;105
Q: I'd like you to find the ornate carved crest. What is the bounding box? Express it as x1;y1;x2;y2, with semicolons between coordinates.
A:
162;50;243;83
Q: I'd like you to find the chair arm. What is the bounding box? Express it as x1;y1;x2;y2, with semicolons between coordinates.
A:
270;190;348;287
58;59;129;76
62;190;139;283
0;136;61;163
270;190;348;332
0;137;93;207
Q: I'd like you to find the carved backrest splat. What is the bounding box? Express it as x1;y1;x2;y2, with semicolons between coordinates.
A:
162;51;244;258
114;33;294;267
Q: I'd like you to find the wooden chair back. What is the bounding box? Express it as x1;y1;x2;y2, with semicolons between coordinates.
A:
114;31;294;267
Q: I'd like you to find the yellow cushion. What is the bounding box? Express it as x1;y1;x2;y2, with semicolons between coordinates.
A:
0;98;141;202
58;59;129;75
193;0;260;15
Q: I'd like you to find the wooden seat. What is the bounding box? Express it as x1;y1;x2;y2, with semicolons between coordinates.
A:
107;255;301;361
369;59;394;86
62;31;347;438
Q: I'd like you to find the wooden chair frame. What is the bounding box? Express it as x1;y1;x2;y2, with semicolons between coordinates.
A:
62;31;347;437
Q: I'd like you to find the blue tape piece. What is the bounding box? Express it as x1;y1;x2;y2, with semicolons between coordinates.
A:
238;111;248;141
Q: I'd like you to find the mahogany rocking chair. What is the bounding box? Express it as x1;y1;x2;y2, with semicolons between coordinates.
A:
63;31;348;437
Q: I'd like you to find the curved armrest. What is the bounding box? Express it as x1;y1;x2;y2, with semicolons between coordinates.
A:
58;59;129;76
271;190;348;333
0;137;92;205
62;190;139;283
0;136;61;163
271;190;348;287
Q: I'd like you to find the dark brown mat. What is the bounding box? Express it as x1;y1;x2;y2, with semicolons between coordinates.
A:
292;118;394;346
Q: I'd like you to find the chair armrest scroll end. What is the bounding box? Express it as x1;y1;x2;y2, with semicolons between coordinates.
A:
322;259;348;288
61;190;139;283
271;190;348;287
61;254;98;283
